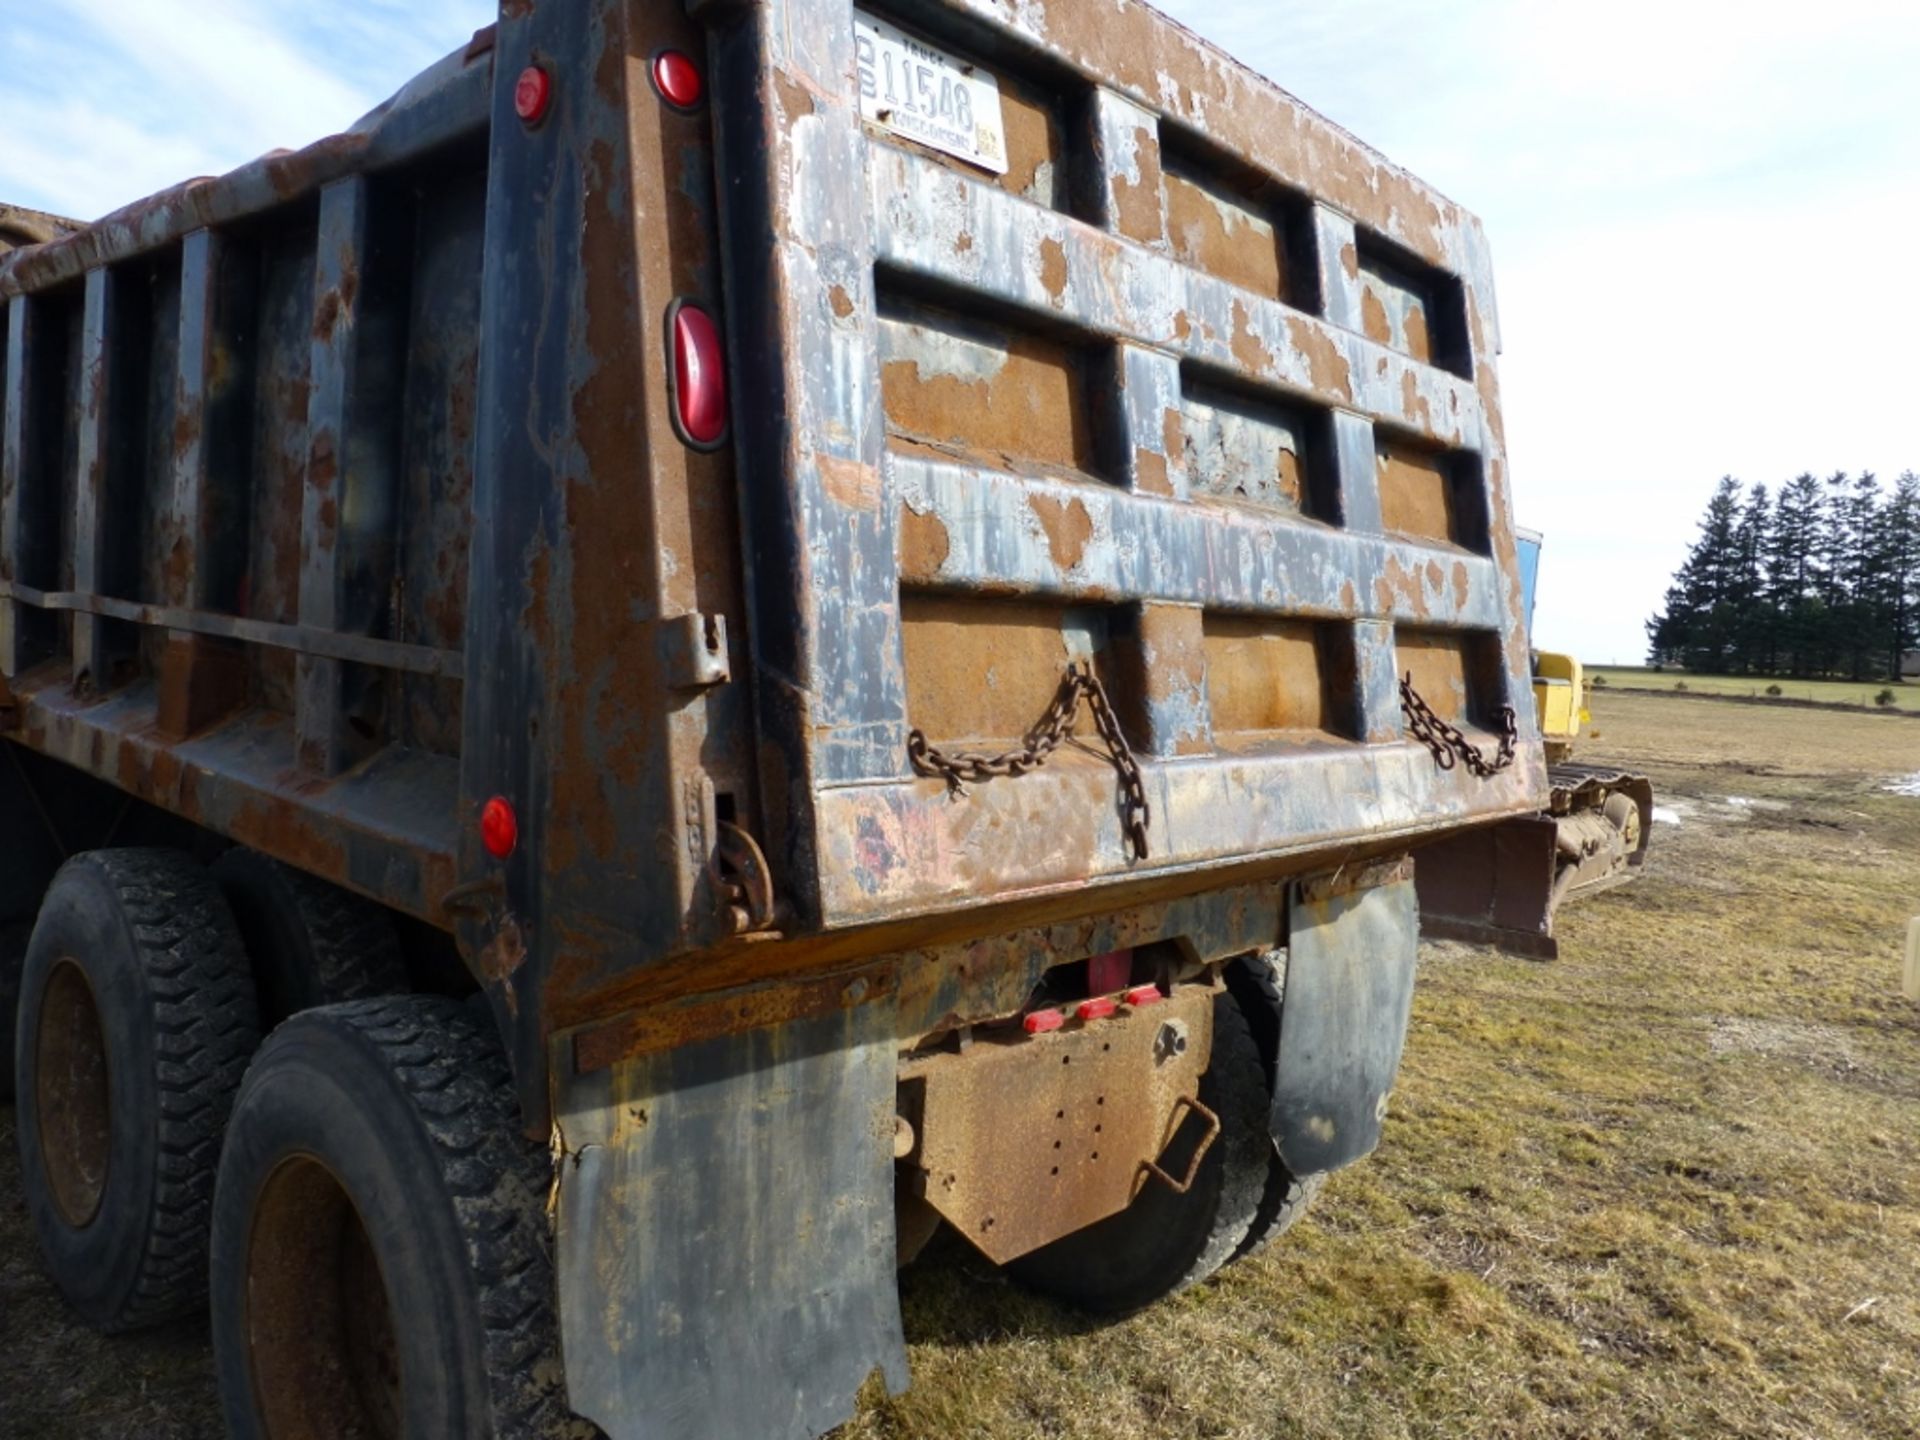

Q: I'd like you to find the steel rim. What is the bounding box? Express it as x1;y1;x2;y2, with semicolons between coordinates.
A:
247;1155;403;1440
35;957;112;1228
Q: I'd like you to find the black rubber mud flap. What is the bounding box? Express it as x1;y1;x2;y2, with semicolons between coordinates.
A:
555;1001;908;1440
1273;872;1419;1177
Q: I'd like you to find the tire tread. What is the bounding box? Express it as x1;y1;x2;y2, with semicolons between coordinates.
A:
316;996;586;1439
83;849;260;1331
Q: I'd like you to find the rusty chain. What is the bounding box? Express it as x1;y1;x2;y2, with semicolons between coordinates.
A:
907;662;1152;861
1399;673;1518;778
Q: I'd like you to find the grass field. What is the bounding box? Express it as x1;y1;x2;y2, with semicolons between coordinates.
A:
1589;666;1920;711
5;692;1920;1438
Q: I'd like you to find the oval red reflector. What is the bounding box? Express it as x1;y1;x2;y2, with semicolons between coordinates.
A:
1022;1008;1065;1035
514;65;552;125
1076;996;1118;1022
672;304;727;447
653;50;704;109
480;796;518;859
1123;984;1163;1008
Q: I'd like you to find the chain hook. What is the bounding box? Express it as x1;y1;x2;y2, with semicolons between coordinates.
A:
1399;673;1518;778
907;662;1152;861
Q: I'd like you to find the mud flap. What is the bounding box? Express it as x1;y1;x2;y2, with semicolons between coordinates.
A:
1273;872;1419;1177
554;1002;908;1440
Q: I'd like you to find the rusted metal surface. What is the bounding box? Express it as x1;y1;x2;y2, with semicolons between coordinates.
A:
0;40;491;936
3;0;1543;1079
245;1154;405;1439
906;660;1151;862
34;957;112;1228
899;984;1213;1263
0;205;84;254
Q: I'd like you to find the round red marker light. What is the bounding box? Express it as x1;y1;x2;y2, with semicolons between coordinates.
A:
652;50;704;110
514;65;552;125
480;796;519;859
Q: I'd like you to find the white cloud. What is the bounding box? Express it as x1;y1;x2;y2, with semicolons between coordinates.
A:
0;0;489;218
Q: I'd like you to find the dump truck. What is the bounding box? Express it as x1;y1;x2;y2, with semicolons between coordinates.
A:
1414;529;1653;958
0;4;1546;1437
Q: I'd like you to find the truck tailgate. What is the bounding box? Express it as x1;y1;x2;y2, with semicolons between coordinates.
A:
710;0;1546;929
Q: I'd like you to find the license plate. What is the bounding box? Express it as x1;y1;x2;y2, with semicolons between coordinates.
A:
853;14;1009;176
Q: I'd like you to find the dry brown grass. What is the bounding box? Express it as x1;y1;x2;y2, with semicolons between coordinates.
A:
5;692;1920;1437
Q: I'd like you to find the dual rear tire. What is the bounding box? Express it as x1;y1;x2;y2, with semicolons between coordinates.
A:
11;847;582;1438
13;850;260;1330
210;998;585;1439
1006;958;1321;1315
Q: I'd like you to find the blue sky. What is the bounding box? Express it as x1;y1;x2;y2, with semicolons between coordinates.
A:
4;0;1916;664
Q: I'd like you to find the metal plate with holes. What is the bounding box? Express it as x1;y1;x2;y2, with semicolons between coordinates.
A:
900;985;1213;1264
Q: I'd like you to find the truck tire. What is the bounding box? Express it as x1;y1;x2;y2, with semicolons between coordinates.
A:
211;847;408;1028
13;849;260;1331
1005;991;1273;1315
1224;954;1323;1261
210;996;587;1440
0;918;31;1101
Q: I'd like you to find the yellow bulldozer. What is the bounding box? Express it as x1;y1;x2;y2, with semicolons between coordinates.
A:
1414;531;1653;958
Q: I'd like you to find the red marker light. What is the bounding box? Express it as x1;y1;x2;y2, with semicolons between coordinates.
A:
652;50;704;110
1123;984;1163;1008
1022;1008;1065;1035
514;65;552;125
1076;996;1118;1022
480;797;519;859
671;302;727;448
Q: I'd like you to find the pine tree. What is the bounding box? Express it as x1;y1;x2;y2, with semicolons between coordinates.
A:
1646;471;1918;680
1883;472;1920;678
1645;477;1743;669
1814;472;1853;674
1729;483;1771;674
1767;474;1824;676
1839;473;1886;680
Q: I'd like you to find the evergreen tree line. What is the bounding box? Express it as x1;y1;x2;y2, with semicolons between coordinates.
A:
1645;471;1920;680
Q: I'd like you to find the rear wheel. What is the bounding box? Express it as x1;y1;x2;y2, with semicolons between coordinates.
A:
1224;953;1322;1260
0;917;32;1101
13;849;260;1331
1006;991;1273;1315
211;848;408;1028
211;996;586;1439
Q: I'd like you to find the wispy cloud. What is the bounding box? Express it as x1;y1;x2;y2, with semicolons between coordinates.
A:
0;0;489;218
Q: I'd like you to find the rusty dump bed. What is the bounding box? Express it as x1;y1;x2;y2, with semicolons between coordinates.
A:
0;0;1546;1130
